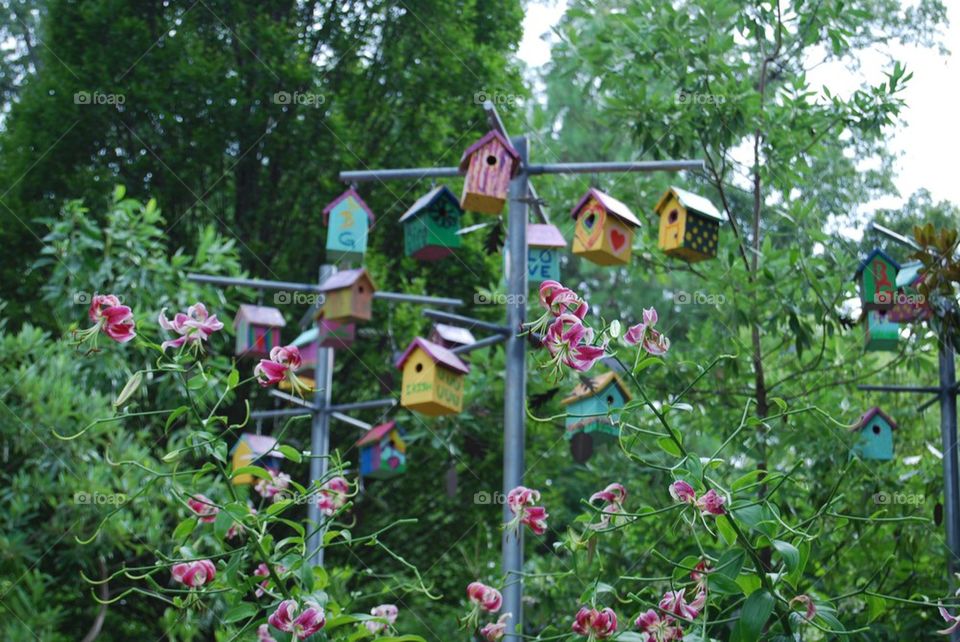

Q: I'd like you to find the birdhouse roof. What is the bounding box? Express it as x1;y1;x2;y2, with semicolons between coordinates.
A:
570;188;642;228
895;260;924;288
395;336;470;375
655;186;725;222
234;304;287;328
398;185;462;223
292;327;319;346
527;223;567;248
356;420;398;447
561;372;633;405
458;130;521;177
431;323;477;346
321;187;375;226
231;433;286;458
852;406;898;432
854;248;901;278
319;268;376;293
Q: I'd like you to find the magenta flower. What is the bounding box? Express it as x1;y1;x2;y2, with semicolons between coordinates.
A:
316;476;350;516
187;494;219;523
623;307;670;355
668;480;696;504
635;609;684;641
571;606;618;639
695;489;726;516
690;560;712;592
158;302;224;352
257;624;278;642
255;469;292;502
590;483;628;530
268;600;326;640
939;606;960;635
364;604;399;634
75;293;136;348
527;280;589;337
506;486;549;535
659;589;705;620
255;345;312;397
480;613;511;641
790;595;817;621
467;581;503;613
171;559;216;588
225;503;257;540
253;562;287;598
544;314;605;374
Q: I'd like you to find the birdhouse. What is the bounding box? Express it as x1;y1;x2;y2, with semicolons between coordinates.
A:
317;268;376;322
458;130;521;215
855;249;900;311
571;188;641;266
889;261;931;323
850;407;897;461
355;421;407;480
400;186;463;260
527;223;567;283
396;337;470;416
318;317;356;349
654;187;724;263
231;433;285;485
233;305;286;358
561;372;632;445
864;310;900;352
323;188;375;263
428;323;476;351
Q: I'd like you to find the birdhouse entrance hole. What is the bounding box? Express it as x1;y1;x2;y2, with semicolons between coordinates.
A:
668;210;678;223
415;362;423;373
606;394;615;405
873;424;881;435
584;213;597;229
486;154;497;166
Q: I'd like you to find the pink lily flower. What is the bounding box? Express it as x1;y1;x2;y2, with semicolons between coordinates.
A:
253;562;287;598
257;624;278;642
695;489;726;516
668;480;696;504
623;307;670;355
659;589;705;620
527;280;589;336
467;581;503;613
255;469;292;502
590;483;628;530
364;604;399;634
187;494;219;523
268;600;326;640
75;293;136;348
790;595;817;621
544;314;605;374
480;613;511;641
255;345;312;397
506;486;549;535
171;559;216;588
939;605;960;635
571;606;618;639
225;503;257;540
635;609;684;641
691;560;712;592
316;476;350;516
158;302;224;352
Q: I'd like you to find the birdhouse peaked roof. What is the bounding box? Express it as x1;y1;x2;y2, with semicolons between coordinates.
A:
231;433;286;458
854;248;901;278
395;336;470;375
319;267;376;293
852;406;898;432
458;129;521;177
431;323;477;346
292;327;319;347
398;185;462;223
895;260;924;288
570;188;642;228
655;186;725;222
561;372;633;406
356;420;399;447
321;187;376;226
234;304;287;328
527;223;567;248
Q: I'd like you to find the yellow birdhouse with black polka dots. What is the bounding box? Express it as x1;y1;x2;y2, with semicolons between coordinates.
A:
654;187;724;263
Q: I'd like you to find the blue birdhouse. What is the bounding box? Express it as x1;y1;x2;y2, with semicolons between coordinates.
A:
355;421;407;480
527;223;567;284
561;372;632;446
851;407;897;461
323;188;375;263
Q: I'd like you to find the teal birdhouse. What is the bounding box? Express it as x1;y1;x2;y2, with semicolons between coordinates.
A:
851;407;897;461
399;186;463;261
527;223;567;284
864;310;899;352
323;188;375;263
855;249;900;311
356;421;407;480
561;372;632;446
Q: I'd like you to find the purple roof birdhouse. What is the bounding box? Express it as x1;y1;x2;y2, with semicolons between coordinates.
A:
396;337;470;416
458;130;521;215
233;304;286;358
571;188;641;266
317;268;376;322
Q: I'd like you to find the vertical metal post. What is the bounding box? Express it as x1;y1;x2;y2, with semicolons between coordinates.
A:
502;136;528;639
940;340;960;592
307;264;336;566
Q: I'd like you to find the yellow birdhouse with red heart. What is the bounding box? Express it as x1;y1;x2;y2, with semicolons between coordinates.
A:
570;188;641;266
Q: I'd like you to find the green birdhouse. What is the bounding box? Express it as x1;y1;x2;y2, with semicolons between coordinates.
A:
399;186;463;261
527;223;567;284
864;310;899;352
851;407;897;461
855;249;900;311
561;372;632;446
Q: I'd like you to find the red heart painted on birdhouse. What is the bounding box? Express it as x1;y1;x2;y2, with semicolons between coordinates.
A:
610;229;627;252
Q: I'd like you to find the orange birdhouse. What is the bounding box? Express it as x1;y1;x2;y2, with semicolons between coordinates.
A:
396;337;470;416
317;268;376;322
570;188;641;266
458;130;521;215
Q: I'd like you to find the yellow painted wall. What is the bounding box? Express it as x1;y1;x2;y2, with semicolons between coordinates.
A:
573;198;633;266
400;347;464;416
232;441;254;485
657;195;687;252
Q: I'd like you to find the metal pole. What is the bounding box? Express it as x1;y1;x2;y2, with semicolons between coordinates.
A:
340;167;460;183
422;309;512;335
526;160;705;175
502;135;528;640
327;398;398;412
452;333;508;355
940;341;960;588
187;273;326;293
373;291;463;307
307;265;336;567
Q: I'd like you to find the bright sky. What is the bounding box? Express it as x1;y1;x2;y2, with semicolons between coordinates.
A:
518;1;960;210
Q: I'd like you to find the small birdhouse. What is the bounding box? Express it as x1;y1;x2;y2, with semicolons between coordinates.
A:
396;337;470;416
231;433;285;485
400;186;463;260
561;372;632;446
317;268;376;322
889;261;931;323
851;407;897;461
855;249;900;311
527;223;567;284
428;323;476;351
654;187;724;263
323;188;375;263
571;188;641;266
458;130;521;215
355;421;407;480
864;310;900;352
233;304;286;358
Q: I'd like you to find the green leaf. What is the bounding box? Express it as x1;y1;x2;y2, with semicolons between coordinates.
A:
222;602;259;623
731;470;767;492
657;437;682;457
736;589;774;642
231;466;272;481
716;514;737;546
172;517;197;540
226;368;239;389
277;445;302;463
773;540;800;572
113;371;143;408
266;499;293;516
165;405;190;431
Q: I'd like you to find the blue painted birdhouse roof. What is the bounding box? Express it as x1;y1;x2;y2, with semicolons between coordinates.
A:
398;186;462;223
854;248;901;278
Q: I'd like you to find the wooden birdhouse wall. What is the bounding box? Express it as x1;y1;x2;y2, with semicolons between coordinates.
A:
859;253;898;310
324;280;373;322
318;318;356;348
528;247;560;283
235;322;282;358
864;310;899;351
404;206;461;260
853;418;894;460
657;193;686;252
572;198;634;266
325;195;370;261
461;139;514;214
400;348;465;416
298;341;319;373
564;385;628;444
231;440;255;485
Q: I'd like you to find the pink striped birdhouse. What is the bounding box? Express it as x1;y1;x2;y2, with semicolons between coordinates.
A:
233;304;286;358
458;130;521;215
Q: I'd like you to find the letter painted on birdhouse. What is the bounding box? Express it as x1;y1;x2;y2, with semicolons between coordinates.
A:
855;249;900;311
233;304;286;358
571;189;641;266
864;310;900;352
231;433;285;485
355;421;407;480
654;187;724;263
323;188;375;264
400;186;463;260
428;323;477;351
527;223;567;284
888;260;931;323
458;130;521;215
396;337;470;416
561;372;632;446
317;268;376;322
850;407;897;461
